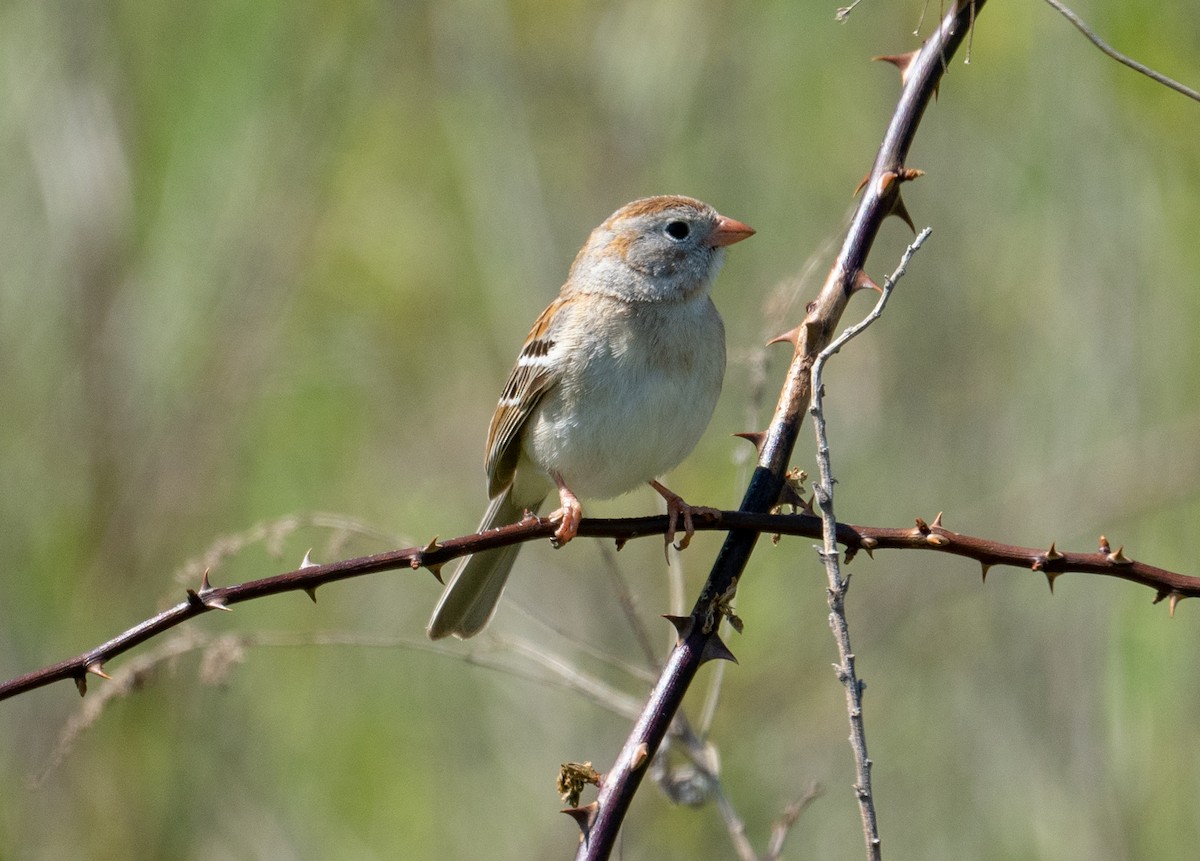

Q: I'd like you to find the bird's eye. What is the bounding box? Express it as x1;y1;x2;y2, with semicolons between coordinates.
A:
665;221;690;240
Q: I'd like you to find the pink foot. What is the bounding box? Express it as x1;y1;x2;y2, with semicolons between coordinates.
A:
548;472;582;546
649;480;719;551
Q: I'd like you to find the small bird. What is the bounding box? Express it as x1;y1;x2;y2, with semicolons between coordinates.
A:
427;195;754;639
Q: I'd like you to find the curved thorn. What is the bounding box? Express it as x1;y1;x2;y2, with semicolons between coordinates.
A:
767;326;802;347
851;270;883;294
203;596;232;612
872;50;919;85
561;802;599;841
732;431;768;454
892;192;917;233
699;634;738;665
662;614;694;643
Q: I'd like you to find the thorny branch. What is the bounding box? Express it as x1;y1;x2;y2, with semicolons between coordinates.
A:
572;1;990;857
4;1;1199;856
808;227;933;861
3;504;1196;702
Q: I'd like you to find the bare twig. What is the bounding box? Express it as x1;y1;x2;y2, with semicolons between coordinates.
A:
713;779;823;861
1043;0;1200;103
765;783;824;860
809;228;932;861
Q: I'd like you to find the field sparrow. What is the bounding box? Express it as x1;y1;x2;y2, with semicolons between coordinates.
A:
427;195;754;640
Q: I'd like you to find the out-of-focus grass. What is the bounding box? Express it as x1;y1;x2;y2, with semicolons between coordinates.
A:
1;2;1198;858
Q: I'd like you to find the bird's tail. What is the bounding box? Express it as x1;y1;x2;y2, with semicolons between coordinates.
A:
426;488;545;639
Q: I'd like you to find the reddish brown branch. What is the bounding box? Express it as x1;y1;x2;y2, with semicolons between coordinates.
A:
6;502;1193;705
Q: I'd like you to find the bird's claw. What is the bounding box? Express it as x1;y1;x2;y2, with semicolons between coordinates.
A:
548;476;583;548
653;480;718;553
667;503;720;551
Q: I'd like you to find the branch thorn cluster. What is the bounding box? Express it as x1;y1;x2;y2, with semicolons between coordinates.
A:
186;568;230;613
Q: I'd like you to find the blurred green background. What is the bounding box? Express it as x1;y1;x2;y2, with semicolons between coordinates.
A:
2;1;1198;858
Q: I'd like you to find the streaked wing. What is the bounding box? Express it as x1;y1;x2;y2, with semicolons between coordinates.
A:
484;296;570;497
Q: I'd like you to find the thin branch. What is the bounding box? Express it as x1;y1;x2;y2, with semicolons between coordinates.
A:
4;502;1196;703
1043;0;1200;103
765;783;824;860
712;779;822;861
714;781;762;861
809;228;932;861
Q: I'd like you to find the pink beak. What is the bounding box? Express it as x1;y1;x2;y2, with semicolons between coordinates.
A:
710;215;756;248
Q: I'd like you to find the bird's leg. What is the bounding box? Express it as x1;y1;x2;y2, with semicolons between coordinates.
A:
547;471;583;546
649;480;719;551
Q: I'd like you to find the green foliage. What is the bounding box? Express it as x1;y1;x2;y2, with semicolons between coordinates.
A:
2;1;1198;858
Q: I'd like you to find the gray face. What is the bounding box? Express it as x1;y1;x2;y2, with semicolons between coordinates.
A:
568;196;726;304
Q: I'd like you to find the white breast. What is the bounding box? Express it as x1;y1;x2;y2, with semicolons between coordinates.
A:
523;294;725;499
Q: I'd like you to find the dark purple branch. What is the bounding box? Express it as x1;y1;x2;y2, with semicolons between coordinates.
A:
7;499;1197;702
575;2;989;858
